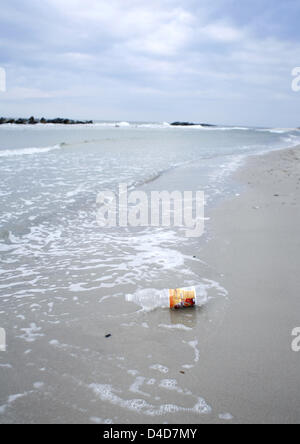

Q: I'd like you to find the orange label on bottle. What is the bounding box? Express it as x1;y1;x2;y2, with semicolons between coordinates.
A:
169;288;196;309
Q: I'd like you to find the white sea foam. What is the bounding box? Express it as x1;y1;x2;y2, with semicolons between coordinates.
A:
0;144;61;157
159;323;192;331
184;340;200;363
49;339;60;346
90;417;113;424
18;323;44;343
0;389;33;415
129;376;150;397
219;412;234;420
159;379;183;393
150;364;169;374
256;127;295;134
33;382;44;389
89;383;212;417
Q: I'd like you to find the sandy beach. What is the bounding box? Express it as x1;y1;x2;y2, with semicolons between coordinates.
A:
1;137;300;424
195;145;300;423
2;0;300;427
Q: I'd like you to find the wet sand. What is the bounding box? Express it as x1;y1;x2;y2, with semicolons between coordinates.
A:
197;146;300;423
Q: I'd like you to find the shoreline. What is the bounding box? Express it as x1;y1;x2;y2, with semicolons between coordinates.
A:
1;141;300;424
196;144;300;423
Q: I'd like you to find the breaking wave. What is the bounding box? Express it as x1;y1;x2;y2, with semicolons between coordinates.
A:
0;144;61;157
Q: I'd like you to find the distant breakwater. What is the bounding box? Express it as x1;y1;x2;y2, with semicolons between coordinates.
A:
170;122;216;127
0;116;93;125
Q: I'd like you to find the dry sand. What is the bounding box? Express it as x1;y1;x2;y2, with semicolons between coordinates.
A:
197;146;300;423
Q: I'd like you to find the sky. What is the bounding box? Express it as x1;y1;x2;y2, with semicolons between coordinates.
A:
0;0;300;127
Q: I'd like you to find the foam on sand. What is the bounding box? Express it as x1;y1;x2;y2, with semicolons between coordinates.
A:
89;383;212;417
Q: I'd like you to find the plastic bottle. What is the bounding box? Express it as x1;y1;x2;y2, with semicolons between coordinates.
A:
126;286;205;310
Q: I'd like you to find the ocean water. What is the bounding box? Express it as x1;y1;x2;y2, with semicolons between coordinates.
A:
0;122;299;423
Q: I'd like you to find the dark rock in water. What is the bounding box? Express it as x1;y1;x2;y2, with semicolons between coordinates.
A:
171;122;195;126
200;123;217;127
29;116;38;125
170;121;216;127
16;118;27;124
0;117;10;124
49;118;64;124
0;118;15;124
0;116;94;125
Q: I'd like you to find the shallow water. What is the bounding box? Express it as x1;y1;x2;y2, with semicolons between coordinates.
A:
0;122;299;423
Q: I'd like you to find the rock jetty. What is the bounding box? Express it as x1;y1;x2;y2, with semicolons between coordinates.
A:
0;116;93;125
170;122;216;127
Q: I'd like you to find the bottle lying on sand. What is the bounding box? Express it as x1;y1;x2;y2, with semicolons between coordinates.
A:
126;286;203;310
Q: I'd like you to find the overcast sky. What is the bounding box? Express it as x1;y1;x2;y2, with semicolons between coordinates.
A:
0;0;300;126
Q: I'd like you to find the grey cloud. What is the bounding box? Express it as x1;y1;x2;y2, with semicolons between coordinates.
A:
0;0;300;126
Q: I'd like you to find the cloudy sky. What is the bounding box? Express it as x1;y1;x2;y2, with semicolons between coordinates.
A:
0;0;300;126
